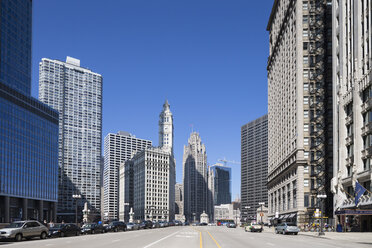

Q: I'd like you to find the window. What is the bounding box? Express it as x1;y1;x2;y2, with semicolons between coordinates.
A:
303;15;308;24
303;70;309;79
304;97;309;105
304;124;309;132
304;179;309;187
303;2;308;10
304;194;309;207
303;56;309;65
304;83;309;91
304;151;309;159
303;42;308;51
304;110;309;118
304;138;309;145
304;165;309;173
303;29;308;37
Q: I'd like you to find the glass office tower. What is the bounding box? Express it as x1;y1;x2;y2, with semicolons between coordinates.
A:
0;0;59;223
210;164;232;205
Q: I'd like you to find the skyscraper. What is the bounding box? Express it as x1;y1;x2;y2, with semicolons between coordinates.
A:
119;101;175;222
332;0;372;231
103;131;152;220
241;115;268;222
267;1;333;225
0;0;59;223
39;57;103;222
183;132;211;222
209;164;232;205
175;183;183;216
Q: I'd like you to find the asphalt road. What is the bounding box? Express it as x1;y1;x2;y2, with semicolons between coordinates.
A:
1;226;371;248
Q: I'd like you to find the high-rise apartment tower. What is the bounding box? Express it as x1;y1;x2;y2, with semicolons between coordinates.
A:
39;57;103;222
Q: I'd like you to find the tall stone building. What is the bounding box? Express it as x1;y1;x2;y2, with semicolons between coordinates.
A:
331;0;372;231
241;115;268;222
39;57;103;222
267;0;333;225
183;132;211;222
0;0;59;223
175;183;183;216
103;131;151;220
119;101;175;222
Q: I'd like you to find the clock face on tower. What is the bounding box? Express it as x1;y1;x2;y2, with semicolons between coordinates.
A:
165;127;168;131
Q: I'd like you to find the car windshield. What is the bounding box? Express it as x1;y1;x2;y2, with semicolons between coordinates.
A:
127;223;134;225
83;224;92;228
287;223;297;226
6;222;24;228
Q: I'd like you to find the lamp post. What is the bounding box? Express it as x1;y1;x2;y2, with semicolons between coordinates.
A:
259;202;265;227
317;194;327;236
245;206;250;223
72;194;81;225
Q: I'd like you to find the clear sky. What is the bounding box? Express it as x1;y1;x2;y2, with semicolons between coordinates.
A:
31;0;273;200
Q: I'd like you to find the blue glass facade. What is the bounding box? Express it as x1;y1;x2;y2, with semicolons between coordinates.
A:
0;0;60;223
0;83;59;201
0;0;32;95
211;165;231;205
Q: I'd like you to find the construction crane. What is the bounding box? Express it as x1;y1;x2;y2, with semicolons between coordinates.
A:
217;158;240;167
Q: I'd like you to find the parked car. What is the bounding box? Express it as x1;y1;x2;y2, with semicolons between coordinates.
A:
49;223;80;238
245;224;262;232
192;222;200;226
81;223;104;234
126;222;139;231
168;221;175;227
275;223;300;235
227;223;236;228
200;222;208;226
140;220;153;229
152;222;160;228
174;220;182;226
105;221;127;232
183;221;189;226
0;220;48;241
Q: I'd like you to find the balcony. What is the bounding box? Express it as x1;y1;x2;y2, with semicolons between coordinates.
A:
345;114;353;125
361;122;372;136
345;156;354;166
361;98;372;113
345;134;354;146
361;147;372;159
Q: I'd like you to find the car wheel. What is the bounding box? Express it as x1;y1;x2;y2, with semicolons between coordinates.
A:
275;229;278;234
15;233;22;242
91;230;95;234
282;230;286;235
76;231;80;236
60;232;65;237
294;232;298;235
114;228;118;232
40;232;47;239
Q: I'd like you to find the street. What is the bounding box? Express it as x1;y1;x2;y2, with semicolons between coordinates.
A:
1;226;371;248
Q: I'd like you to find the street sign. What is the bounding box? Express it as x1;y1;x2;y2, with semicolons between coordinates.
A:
260;212;264;217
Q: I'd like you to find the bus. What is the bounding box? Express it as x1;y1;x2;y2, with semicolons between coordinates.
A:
216;219;234;226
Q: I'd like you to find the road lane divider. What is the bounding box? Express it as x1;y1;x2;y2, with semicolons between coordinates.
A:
143;230;181;248
207;231;222;248
200;230;203;248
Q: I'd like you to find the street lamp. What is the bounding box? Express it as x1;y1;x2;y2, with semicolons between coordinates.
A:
72;194;81;225
317;194;327;236
244;206;250;223
259;202;265;227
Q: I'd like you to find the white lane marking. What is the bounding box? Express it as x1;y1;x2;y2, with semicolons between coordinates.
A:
266;243;275;246
175;235;194;238
143;230;181;248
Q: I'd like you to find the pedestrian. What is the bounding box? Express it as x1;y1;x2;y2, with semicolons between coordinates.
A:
43;220;48;226
62;220;65;224
49;220;55;228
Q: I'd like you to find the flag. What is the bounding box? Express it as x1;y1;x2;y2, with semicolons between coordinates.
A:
355;181;367;206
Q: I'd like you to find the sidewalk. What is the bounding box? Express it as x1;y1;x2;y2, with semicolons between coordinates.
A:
263;227;372;243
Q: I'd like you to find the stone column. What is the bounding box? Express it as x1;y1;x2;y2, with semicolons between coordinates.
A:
38;200;44;222
22;198;28;220
5;196;10;223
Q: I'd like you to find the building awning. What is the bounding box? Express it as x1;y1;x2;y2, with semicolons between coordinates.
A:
288;213;296;219
279;215;285;220
335;209;372;215
283;214;290;220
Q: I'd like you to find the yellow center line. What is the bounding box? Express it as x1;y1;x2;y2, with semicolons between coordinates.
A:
207;231;222;248
199;230;203;248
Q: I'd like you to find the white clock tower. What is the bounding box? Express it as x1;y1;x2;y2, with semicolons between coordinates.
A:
159;100;174;155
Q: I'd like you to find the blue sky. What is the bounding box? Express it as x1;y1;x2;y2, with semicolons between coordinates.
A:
31;0;273;200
